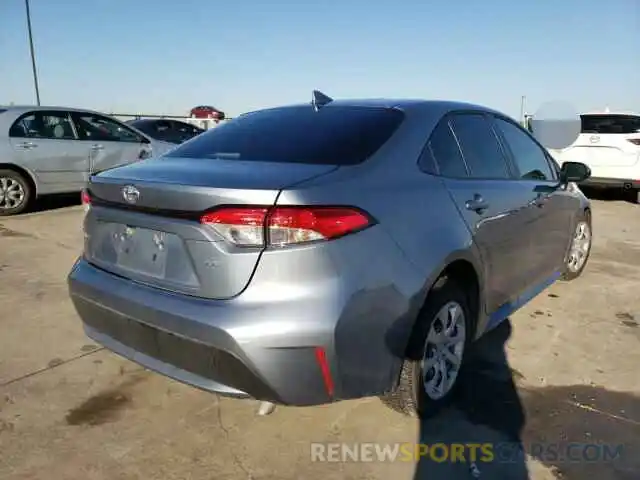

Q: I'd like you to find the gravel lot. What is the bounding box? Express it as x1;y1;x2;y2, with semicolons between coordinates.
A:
0;195;638;480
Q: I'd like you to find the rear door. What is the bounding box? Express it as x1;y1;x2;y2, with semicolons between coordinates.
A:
557;114;640;178
70;112;151;174
492;116;576;285
8;110;87;192
431;113;538;314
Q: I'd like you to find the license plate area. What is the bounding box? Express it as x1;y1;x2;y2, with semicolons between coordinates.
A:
115;226;169;278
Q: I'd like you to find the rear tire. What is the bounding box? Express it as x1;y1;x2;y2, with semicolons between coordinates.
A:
625;188;640;205
381;277;473;418
561;210;592;281
0;169;32;216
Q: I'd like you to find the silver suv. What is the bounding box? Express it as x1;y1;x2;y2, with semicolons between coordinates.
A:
0;106;174;215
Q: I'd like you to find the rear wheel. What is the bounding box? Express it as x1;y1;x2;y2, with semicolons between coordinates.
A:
625;188;640;205
561;210;592;281
0;169;32;216
381;277;472;418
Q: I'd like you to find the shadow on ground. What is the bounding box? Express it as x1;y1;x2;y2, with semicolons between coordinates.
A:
411;321;640;480
581;187;637;205
28;192;81;214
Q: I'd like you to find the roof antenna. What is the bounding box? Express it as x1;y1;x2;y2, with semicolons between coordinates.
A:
312;90;333;111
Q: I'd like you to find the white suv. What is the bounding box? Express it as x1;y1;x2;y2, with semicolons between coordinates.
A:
552;112;640;203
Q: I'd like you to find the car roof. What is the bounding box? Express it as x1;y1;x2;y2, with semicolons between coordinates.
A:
0;105;111;116
581;111;640;116
244;98;505;118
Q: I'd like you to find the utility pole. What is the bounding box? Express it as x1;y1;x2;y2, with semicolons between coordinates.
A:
25;0;41;105
520;95;527;126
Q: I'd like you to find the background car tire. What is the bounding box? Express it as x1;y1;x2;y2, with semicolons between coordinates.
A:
626;188;640;205
0;169;32;216
380;277;473;418
561;210;592;281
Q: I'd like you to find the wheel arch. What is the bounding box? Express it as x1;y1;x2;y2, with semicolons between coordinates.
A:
0;163;38;198
404;250;485;357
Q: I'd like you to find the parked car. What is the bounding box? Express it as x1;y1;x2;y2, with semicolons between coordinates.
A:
68;95;592;418
125;118;205;145
0;106;175;216
190;105;225;121
552;112;640;203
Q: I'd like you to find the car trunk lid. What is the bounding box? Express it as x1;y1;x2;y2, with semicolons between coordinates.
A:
84;157;338;299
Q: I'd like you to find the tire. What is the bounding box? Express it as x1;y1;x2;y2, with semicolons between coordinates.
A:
561;209;592;281
626;188;640;205
381;276;473;418
0;169;32;216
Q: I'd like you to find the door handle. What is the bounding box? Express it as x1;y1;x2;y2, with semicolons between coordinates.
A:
91;144;104;151
16;141;37;149
465;194;489;214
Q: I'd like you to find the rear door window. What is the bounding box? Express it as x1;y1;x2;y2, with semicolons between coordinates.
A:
166;106;405;165
581;115;640;134
422;119;468;177
450;114;511;179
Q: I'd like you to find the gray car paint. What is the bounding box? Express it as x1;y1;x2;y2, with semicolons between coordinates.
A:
67;99;590;406
0;106;175;199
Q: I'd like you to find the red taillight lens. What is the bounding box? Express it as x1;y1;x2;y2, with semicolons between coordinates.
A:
267;207;372;246
627;138;640;146
200;206;373;247
200;207;269;246
81;189;91;211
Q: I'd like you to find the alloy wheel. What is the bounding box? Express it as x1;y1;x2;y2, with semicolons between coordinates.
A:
422;301;466;400
566;221;591;273
0;177;26;211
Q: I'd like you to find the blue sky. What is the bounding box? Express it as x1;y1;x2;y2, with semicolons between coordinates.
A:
2;0;638;118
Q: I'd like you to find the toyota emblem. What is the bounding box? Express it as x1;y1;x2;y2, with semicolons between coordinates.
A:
589;135;600;144
122;185;140;204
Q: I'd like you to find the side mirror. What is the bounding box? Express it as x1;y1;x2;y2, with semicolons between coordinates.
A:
559;161;591;184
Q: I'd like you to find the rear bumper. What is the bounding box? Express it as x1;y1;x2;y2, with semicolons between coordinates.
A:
580;177;640;189
68;243;420;405
68;259;334;405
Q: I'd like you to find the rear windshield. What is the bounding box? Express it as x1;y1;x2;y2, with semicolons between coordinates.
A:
166;106;405;165
581;114;640;134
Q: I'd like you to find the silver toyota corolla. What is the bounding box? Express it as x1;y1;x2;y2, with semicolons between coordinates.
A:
67;93;592;417
0;106;175;216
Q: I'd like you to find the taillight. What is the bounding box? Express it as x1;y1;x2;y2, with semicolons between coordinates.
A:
81;189;91;212
267;207;372;246
200;206;373;247
627;139;640;146
201;207;269;247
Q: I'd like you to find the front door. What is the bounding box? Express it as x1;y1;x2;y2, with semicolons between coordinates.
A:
8;110;87;193
70;112;150;175
492;116;576;286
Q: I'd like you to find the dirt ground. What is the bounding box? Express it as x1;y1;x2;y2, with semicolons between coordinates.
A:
0;194;638;480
